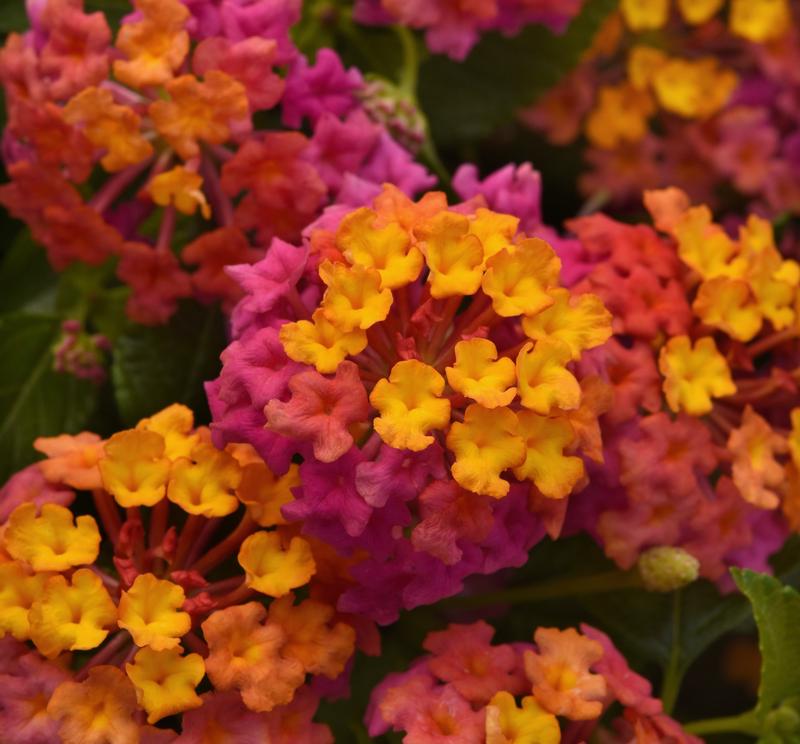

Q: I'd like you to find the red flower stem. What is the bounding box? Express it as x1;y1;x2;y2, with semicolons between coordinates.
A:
190;513;255;575
209;144;234;163
367;324;397;365
89;566;120;592
101;80;147;106
286;286;310;319
77;632;130;680
173;515;207;570
149;499;169;551
184;518;223;568
395;285;410;333
200;154;235;227
748;328;799;358
92;489;122;548
427;296;461;357
708;408;734;435
156;205;177;252
433;305;498;368
203;576;245;595
183;631;209;656
89;158;153;214
214;581;255;609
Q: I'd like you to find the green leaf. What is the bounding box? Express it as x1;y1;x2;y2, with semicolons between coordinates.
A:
0;5;29;33
418;0;617;145
111;302;226;426
0;232;58;315
733;569;800;717
0;313;101;482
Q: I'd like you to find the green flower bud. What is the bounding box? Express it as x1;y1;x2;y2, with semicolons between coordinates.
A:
638;546;699;592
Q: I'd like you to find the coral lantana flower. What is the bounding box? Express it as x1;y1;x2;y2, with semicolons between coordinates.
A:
524;627;607;720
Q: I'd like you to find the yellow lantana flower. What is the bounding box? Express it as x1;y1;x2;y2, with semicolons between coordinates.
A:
148;166;211;219
521;289;612;360
790;409;800;469
370;360;451;451
516;340;581;415
136;403;200;461
653;58;738;119
445;338;517;408
659;335;736;415
337;207;422;289
677;0;724;24
238;531;316;597
118;573;191;650
692;277;763;342
126;646;205;724
672;206;745;280
167;442;241;517
470;208;519;262
319;260;393;330
584;84;654;149
415;212;485;298
486;690;561;744
0;560;48;640
482;239;561;318
29;569;117;658
280;308;367;374
620;0;669;30
627;46;668;90
238;461;300;527
5;502;100;571
514;411;585;500
447;405;526;498
99;429;172;508
730;0;790;42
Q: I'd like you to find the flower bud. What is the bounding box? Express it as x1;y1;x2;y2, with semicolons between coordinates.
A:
358;77;427;153
638;546;699;592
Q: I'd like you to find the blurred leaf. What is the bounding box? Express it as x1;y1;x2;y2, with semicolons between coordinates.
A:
111;302;226;426
733;569;800;717
0;232;58;315
0;313;101;482
418;0;617;145
0;6;28;33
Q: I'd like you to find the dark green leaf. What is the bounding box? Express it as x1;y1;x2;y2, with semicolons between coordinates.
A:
0;231;58;315
0;5;29;33
733;569;800;717
111;302;226;426
0;313;101;482
418;0;617;145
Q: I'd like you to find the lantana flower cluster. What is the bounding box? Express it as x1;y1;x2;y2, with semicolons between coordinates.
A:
367;620;697;744
524;0;800;213
0;404;365;742
558;187;800;583
353;0;586;60
0;0;433;324
208;182;613;624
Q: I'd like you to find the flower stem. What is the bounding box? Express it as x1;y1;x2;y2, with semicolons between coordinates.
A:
190;513;255;575
660;590;683;715
684;710;761;737
443;569;643;608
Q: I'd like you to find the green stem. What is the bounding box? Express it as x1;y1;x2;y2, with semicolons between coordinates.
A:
443;570;643;608
394;25;419;97
661;590;684;715
684;710;761;737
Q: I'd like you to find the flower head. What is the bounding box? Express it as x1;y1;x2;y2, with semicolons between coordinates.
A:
238;531;316;597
